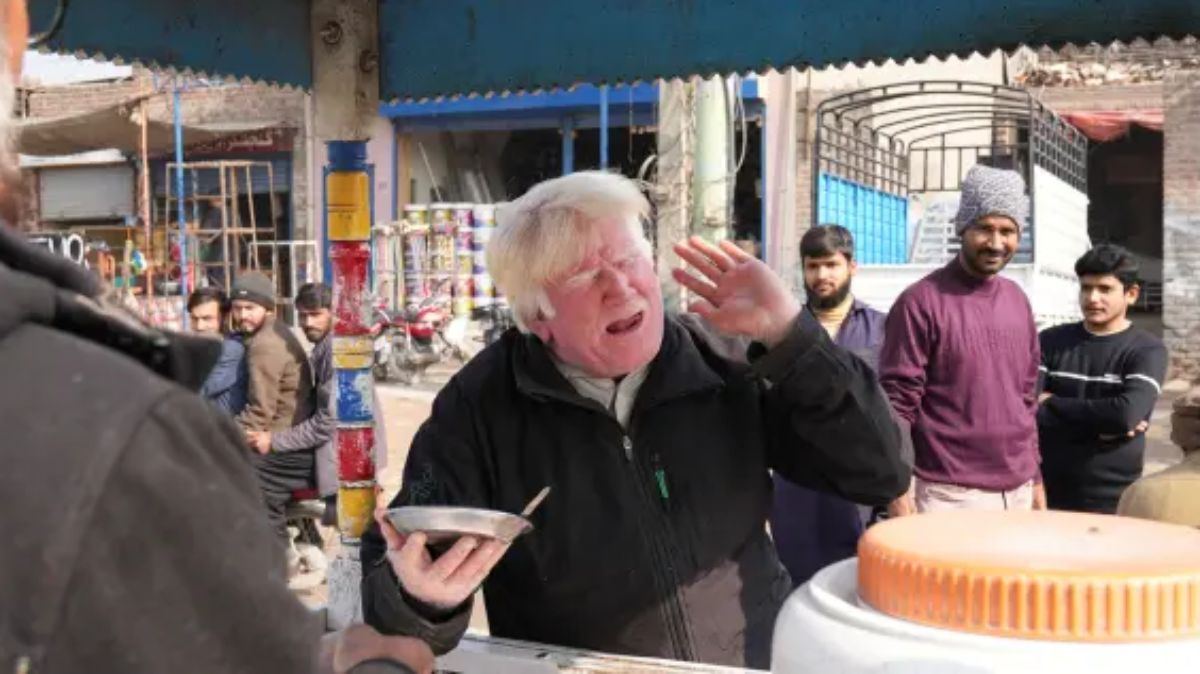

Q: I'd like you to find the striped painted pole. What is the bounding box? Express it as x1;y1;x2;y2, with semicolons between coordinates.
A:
325;141;377;544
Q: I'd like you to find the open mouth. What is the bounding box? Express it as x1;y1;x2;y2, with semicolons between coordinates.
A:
606;311;645;335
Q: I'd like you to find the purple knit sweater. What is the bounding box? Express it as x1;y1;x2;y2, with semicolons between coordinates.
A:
879;260;1041;490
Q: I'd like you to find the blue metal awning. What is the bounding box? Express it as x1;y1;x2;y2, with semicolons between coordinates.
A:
382;80;762;132
37;0;1200;100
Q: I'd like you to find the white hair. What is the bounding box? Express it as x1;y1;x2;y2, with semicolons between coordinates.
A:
486;171;652;332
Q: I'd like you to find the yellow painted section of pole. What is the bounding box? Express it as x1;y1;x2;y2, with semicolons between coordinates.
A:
337;486;376;539
327;172;372;241
332;336;375;370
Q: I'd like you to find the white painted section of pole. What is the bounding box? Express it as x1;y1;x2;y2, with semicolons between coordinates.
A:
692;75;731;243
655;79;695;313
327;544;365;630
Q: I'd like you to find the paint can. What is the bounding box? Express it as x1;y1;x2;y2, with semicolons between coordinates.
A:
401;228;428;275
451;203;474;232
403;272;428;304
456;252;475;277
472;204;496;228
402;204;429;227
430;203;453;234
472;274;495;308
430;233;455;273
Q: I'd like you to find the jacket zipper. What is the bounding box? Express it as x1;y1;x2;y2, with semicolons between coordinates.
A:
618;426;697;661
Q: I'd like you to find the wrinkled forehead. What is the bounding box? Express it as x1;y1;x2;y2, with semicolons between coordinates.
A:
558;215;648;274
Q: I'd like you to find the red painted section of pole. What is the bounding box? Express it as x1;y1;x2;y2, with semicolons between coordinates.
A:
336;427;377;481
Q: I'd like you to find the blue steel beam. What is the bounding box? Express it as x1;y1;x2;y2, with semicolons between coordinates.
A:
562;116;575;175
378;0;1198;99
599;85;609;170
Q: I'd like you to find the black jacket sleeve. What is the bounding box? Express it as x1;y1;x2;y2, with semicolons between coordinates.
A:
751;310;909;506
1041;342;1169;436
44;391;323;674
360;381;483;655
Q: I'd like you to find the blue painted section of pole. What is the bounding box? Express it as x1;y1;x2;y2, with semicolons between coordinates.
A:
328;141;369;171
598;85;609;169
561;116;575;175
173;85;188;327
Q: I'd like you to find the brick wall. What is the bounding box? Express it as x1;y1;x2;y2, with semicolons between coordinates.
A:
142;82;306;127
1034;38;1199;68
24;76;146;118
1036;83;1164;113
1162;69;1200;382
24;69;306;128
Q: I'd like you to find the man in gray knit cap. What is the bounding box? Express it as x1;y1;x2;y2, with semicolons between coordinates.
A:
230;271;317;552
879;164;1046;514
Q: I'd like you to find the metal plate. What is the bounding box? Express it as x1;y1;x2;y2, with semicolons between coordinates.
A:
386;506;533;545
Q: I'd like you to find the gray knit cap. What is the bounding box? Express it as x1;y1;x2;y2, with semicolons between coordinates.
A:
230;271;276;309
954;165;1029;235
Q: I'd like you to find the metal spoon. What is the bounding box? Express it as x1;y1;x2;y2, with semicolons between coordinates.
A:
521;486;551;518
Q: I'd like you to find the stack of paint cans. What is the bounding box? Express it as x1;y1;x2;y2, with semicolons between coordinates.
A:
451;204;475;316
401;205;430;312
472;204;497;310
428;204;455;310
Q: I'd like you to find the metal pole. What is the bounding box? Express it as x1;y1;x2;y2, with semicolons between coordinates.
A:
139;98;153;297
562;116;575;175
311;0;381;629
759;119;768;260
173;85;189;325
325;140;377;626
599;85;609;169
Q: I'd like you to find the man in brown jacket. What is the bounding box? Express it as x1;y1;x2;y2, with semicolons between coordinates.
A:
1117;381;1200;527
230;271;317;544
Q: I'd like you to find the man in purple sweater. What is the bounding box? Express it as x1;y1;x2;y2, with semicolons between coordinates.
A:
880;165;1046;514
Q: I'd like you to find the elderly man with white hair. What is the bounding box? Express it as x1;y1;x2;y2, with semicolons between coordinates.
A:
361;171;908;668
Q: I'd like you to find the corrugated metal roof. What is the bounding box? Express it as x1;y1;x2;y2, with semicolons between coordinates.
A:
35;0;1200;100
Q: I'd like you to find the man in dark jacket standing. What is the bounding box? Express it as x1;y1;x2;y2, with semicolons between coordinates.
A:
360;172;908;669
247;283;337;497
230;271;316;545
770;224;889;586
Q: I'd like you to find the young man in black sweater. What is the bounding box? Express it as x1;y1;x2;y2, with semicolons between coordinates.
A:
1037;244;1168;514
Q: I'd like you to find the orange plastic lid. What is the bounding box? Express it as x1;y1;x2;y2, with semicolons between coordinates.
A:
857;511;1200;642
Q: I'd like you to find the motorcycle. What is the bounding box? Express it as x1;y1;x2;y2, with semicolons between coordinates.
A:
476;302;516;346
372;298;472;385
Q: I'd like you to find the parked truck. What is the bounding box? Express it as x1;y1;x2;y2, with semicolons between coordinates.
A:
812;81;1091;327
